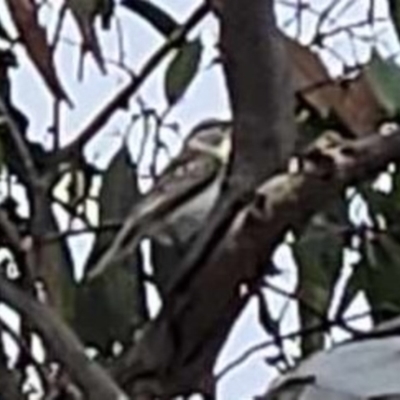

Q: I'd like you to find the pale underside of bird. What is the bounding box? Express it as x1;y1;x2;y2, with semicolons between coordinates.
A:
87;120;232;280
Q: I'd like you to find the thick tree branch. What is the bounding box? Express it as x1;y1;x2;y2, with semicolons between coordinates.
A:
0;276;128;400
111;130;400;397
221;0;297;188
108;0;296;396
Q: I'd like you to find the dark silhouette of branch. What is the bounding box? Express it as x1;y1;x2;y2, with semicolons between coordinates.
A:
215;309;371;381
0;209;24;252
0;328;24;400
39;220;121;243
111;129;400;397
262;280;361;337
0;317;48;389
108;0;295;396
0;98;39;186
46;3;209;167
0;275;128;400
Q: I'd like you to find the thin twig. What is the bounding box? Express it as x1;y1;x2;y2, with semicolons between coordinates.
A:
46;3;209;167
215;310;371;381
0;275;129;400
314;0;340;38
39;220;121;243
0;317;48;389
115;15;126;67
50;99;62;151
263;280;361;336
50;2;68;51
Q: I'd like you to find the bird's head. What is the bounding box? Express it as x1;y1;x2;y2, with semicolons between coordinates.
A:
185;120;232;164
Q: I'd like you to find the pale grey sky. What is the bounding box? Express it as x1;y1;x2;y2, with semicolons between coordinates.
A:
0;1;398;399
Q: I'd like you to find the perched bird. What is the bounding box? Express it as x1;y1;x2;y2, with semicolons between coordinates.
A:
87;119;232;280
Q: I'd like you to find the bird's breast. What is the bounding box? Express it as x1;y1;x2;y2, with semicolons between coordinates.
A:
153;172;224;245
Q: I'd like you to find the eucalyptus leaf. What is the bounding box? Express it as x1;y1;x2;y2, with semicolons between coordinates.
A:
358;232;400;323
165;39;202;106
74;146;148;354
366;53;400;116
293;198;347;356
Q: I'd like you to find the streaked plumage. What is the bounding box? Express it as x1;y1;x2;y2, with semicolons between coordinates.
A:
87;120;232;279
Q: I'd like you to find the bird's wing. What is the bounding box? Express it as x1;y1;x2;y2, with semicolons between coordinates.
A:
87;150;220;280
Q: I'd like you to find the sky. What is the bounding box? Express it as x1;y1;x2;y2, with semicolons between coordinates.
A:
0;0;399;399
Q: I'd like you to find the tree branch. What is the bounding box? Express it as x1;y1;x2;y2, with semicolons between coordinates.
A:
111;130;400;396
0;209;24;252
0;317;48;389
46;3;209;167
0;276;128;400
221;0;297;188
215;309;370;381
0;98;39;186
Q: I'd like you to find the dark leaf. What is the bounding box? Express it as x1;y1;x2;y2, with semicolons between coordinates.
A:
293;197;348;356
121;0;178;37
360;178;400;242
257;291;280;337
365;53;400;116
84;146;141;275
74;146;148;353
33;194;76;321
151;240;184;298
99;0;115;29
165;39;202;105
74;268;145;354
0;50;48;181
358;231;400;323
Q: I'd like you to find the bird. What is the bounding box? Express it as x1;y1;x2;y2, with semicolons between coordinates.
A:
87;119;232;280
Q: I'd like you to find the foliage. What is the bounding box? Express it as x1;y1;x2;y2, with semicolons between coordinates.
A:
0;0;400;399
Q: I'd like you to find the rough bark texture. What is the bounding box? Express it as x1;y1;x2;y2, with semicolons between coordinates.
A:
2;128;399;398
222;0;297;188
111;0;298;396
110;130;400;397
3;0;399;399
